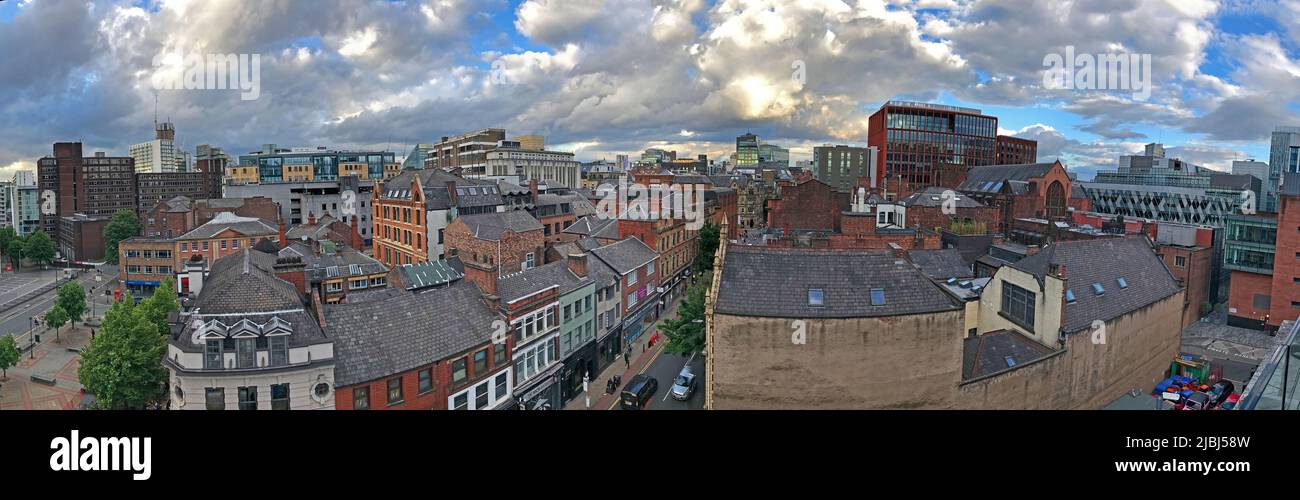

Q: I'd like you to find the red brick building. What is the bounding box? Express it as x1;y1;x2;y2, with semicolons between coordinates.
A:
766;178;849;233
955;161;1076;235
900;186;1001;234
328;280;513;410
995;135;1038;165
143;196;280;239
444;210;546;295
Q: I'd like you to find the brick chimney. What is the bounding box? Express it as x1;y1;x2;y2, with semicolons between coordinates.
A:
278;216;287;249
447;181;458;207
568;252;587;278
529;178;539;205
308;211;317;226
273;256;308;296
350;217;363;250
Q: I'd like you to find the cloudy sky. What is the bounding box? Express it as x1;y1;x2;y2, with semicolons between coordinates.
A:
1;0;1297;182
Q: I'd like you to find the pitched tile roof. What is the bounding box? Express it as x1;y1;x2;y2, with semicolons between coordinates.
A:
326;280;499;387
457;210;544;241
564;215;615;237
715;246;962;318
907;249;975;280
299;248;388;283
399;259;464;290
962;329;1056;380
1008;235;1181;333
588;237;657;275
383;170;503;210
190;249;305;315
957;162;1058;194
497;259;594;303
177;212;277;241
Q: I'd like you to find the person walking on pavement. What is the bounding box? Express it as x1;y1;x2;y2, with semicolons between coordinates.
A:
624;345;632;368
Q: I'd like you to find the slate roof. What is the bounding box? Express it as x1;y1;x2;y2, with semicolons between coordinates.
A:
564;215;616;237
588;237;658;275
285;215;346;242
958;162;1058;194
191;249;304;314
457;210;544;241
299;247;387;283
1007;235;1181;333
497;259;594;303
901;186;987;208
383;170;503;210
177;212;277;240
158;196;194;213
326;280;499;387
399;259;464;290
962;330;1056;380
907;249;975;280
715;246;962;318
674;175;713;186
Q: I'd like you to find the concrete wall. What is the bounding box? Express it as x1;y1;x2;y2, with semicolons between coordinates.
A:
959;290;1184;409
710;310;965;409
977;266;1066;347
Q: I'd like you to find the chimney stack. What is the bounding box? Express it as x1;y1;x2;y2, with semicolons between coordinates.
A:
529;178;539;205
278;216;287;249
273;256;308;296
447;180;458;207
350;217;363;250
567;253;588;278
308;211;317;226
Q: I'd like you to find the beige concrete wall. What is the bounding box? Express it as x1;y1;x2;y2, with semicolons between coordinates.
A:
958;291;1184;409
710;310;965;409
977;266;1065;346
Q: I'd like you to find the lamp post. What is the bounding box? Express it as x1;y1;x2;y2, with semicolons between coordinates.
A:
28;317;35;359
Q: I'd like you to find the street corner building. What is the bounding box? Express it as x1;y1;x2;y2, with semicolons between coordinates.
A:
704;234;1186;410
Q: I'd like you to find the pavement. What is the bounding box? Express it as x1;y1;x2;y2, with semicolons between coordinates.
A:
1178;310;1286;387
564;279;707;410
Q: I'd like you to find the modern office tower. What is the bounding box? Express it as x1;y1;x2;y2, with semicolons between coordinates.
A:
424;128;507;175
867;101;1000;189
735;133;759;166
237;145;396;184
1233;160;1270;206
995;135;1038;164
401;144;435;170
9;170;39;235
130;121;190;173
813;144;879;192
757;143;790;166
1267;126;1300;212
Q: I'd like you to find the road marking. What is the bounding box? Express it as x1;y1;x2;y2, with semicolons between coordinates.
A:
606;344;667;410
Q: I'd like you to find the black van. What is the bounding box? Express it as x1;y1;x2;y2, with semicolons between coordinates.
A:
620;374;658;410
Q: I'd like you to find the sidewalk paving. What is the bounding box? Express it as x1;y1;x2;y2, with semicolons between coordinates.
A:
0;323;93;410
564;286;687;410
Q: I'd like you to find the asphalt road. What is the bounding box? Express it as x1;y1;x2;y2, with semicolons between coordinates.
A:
0;267;118;337
641;351;705;410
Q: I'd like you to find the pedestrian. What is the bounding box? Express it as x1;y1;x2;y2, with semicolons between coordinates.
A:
624;347;631;368
91;328;95;339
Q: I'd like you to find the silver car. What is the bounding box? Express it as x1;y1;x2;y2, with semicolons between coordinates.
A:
670;368;697;401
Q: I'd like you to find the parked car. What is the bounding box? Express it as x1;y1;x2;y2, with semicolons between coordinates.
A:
670;367;697;401
1182;391;1211;411
620;374;658;410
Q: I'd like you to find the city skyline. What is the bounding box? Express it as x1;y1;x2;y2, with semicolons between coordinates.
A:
2;0;1298;182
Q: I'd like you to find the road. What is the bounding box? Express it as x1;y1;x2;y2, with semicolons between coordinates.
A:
641;351;706;410
0;266;118;337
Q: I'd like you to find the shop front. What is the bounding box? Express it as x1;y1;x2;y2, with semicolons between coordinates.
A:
622;296;661;346
559;340;599;406
513;363;563;410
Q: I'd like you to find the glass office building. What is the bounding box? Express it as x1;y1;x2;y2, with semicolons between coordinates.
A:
239;149;394;184
867;101;998;188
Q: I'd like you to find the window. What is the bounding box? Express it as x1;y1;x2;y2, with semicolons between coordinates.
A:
204;340;222;369
271;384;290;410
238;386;257;410
270;336;288;366
1116;277;1128;289
495;372;509;402
1092;283;1106;295
647;261;655;275
564;304;572;321
354;387;370;410
494;344;507;365
808;288;824;306
627;272;637;286
453;358;468;383
869;288;885;306
387;378;404;404
1001;283;1036;330
205;388;225;410
419;368;434;394
475;382;490;409
453;393;469;410
1065;289;1077;304
236;338;255;368
474;350;488;374
525;252;535;270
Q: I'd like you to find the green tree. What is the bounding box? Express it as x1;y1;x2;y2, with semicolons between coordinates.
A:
45;304;69;342
660;274;711;355
0;228;21;271
695;221;721;272
56;281;87;328
137;278;178;336
77;288;170;409
103;210;142;265
22;230;55;268
0;335;20;379
0;226;16;268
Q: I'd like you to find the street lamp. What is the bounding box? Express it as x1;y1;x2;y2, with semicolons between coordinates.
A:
28;317;35;359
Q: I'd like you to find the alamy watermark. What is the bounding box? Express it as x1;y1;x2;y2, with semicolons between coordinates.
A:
151;51;261;101
594;177;706;230
1043;46;1151;101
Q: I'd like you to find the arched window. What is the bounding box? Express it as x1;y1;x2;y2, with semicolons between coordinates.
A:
1046;181;1067;219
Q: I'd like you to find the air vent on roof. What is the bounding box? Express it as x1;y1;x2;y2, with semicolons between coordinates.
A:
1117;277;1128;289
1092;283;1105;296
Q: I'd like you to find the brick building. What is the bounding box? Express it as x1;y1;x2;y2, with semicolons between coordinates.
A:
175;213;279;293
142;196;280;239
588;237;661;344
372;170;504;268
135;170;222;214
444;210;546;295
328;279;511;410
425;128;507;176
954;161;1076;235
118;237;179;297
900;186;1000;234
39;143;136;239
58;213;109;262
766;178;849;233
995;135;1038;165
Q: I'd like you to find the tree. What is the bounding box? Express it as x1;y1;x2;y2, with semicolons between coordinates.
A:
660;274;711;355
103;210;142;265
0;227;21;271
0;335;19;379
0;226;16;268
77;288;170;409
45;304;69;342
695;221;721;272
137;278;178;336
56;281;87;329
22;230;55;268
